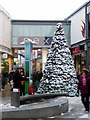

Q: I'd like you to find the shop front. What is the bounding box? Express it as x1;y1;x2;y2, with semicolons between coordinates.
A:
11;20;71;72
14;47;50;73
71;44;87;74
33;49;42;72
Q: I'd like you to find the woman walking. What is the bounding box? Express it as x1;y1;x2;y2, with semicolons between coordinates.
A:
20;71;26;96
77;68;89;112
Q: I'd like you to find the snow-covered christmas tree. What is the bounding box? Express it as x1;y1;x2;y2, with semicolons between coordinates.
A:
37;23;78;96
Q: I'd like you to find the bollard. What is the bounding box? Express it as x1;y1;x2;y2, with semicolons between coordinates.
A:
11;89;20;107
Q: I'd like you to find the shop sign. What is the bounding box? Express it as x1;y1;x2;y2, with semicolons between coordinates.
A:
18;36;44;46
72;47;80;54
44;37;52;45
18;36;53;47
3;53;8;59
33;38;39;44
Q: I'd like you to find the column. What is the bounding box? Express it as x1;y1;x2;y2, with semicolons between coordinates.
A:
25;43;33;85
8;56;12;73
0;53;1;74
42;48;47;72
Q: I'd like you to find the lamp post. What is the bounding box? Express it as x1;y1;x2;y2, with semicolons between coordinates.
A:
20;38;37;86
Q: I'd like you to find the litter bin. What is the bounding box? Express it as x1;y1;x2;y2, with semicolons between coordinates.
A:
11;89;20;107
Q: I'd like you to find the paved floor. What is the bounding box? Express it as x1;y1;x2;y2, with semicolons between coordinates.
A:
50;96;89;119
0;93;90;119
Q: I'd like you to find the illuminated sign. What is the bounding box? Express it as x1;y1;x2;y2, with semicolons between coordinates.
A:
71;44;86;55
72;47;80;54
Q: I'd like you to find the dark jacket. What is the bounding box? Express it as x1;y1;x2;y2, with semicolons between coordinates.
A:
13;73;21;88
77;75;88;94
86;75;90;94
20;75;26;87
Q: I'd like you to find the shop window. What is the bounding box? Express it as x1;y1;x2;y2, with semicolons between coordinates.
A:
79;45;84;51
36;61;40;71
12;37;18;45
12;25;18;36
81;53;86;70
1;59;9;78
18;26;24;36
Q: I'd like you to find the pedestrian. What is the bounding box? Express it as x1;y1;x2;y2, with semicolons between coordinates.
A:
77;68;89;113
9;71;14;91
9;70;14;82
13;70;21;91
33;71;38;92
36;71;40;90
4;71;9;84
20;71;26;96
2;77;5;89
38;71;43;85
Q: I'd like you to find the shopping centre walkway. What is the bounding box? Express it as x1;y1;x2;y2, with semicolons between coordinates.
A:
53;97;89;119
0;92;89;119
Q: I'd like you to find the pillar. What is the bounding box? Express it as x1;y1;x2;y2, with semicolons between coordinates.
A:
0;53;1;74
42;48;47;72
25;43;33;85
8;56;12;73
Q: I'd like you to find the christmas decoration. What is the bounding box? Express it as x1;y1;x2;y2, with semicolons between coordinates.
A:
37;23;78;96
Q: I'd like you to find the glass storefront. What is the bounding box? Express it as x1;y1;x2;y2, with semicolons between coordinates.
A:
1;53;9;88
72;53;86;74
14;48;51;72
71;44;86;74
1;54;9;74
33;49;42;72
15;49;43;72
12;22;71;47
12;21;71;72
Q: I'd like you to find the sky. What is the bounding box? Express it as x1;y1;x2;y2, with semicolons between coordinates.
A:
0;0;89;20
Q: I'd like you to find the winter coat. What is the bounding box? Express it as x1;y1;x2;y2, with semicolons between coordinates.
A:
13;73;21;89
86;75;90;94
38;72;43;82
20;75;26;87
77;75;88;94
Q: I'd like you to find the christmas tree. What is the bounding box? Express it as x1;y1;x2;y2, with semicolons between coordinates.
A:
37;23;78;96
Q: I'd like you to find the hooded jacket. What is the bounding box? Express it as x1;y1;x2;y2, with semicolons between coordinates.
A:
77;75;89;94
